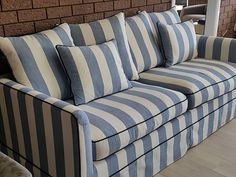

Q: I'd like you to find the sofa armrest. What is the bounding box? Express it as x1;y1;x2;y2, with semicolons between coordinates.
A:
0;79;93;177
180;4;207;18
197;35;236;63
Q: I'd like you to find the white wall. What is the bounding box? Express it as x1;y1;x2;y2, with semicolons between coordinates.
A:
204;0;221;36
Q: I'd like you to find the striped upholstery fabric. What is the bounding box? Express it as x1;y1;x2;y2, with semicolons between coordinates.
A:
93;89;236;177
0;79;93;177
197;35;236;63
139;59;236;109
126;11;164;73
66;81;188;160
69;13;139;80
158;20;198;66
57;40;131;105
148;7;181;41
0;23;74;100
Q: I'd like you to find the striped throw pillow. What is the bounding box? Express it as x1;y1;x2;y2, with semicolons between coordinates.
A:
56;40;132;105
126;11;164;73
158;20;198;66
69;12;139;81
0;23;74;99
148;7;181;41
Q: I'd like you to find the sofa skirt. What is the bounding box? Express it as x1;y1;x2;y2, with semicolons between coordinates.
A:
93;90;236;177
1;90;236;177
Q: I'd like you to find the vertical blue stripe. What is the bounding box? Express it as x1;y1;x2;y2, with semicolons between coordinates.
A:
212;38;223;60
18;90;33;163
98;42;122;92
34;35;71;99
80;47;104;97
0;107;6;145
51;106;65;177
181;22;195;59
90;22;106;44
110;15;133;79
71;117;81;177
143;135;153;177
198;36;208;58
69;24;86;46
53;25;74;46
228;39;236;63
126;17;152;70
33;99;49;174
57;46;85;104
3;86;20;161
9;38;50;96
171;25;185;63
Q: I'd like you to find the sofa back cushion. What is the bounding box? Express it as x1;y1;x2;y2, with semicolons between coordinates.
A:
149;7;181;41
126;11;164;73
57;40;132;105
0;23;74;99
69;12;139;81
158;20;198;66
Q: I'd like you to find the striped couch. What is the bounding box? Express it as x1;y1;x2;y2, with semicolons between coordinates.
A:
1;14;236;177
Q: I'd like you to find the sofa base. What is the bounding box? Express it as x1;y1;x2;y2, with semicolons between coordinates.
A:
1;92;236;177
93;92;236;177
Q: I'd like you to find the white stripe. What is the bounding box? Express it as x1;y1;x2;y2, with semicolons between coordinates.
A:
126;23;145;72
42;103;57;177
79;23;96;45
26;96;41;167
205;37;215;59
106;42;130;90
70;48;95;103
221;38;231;62
133;15;158;67
90;45;113;95
11;90;26;157
23;36;61;98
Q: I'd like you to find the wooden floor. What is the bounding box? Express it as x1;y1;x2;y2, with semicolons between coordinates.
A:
155;119;236;177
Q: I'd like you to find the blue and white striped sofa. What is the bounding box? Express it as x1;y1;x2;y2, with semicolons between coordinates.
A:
1;16;236;177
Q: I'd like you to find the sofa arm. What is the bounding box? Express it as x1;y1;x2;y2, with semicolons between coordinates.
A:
0;79;93;177
197;35;236;63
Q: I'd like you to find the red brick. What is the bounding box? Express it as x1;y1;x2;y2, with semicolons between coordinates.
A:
154;3;168;12
1;0;32;11
35;19;61;32
95;1;114;12
61;16;84;24
73;4;94;15
225;5;233;11
82;0;103;2
33;0;59;8
60;0;82;5
114;0;131;10
47;6;72;18
139;5;154;12
4;22;35;36
84;13;104;22
123;8;139;16
0;11;18;25
147;0;161;5
132;0;146;7
18;9;47;22
105;10;121;18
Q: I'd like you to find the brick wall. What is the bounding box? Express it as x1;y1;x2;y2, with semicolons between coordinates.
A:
0;0;171;37
218;0;236;37
188;0;207;6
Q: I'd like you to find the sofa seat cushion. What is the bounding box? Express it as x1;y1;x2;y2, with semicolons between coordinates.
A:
67;82;187;160
139;59;236;109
